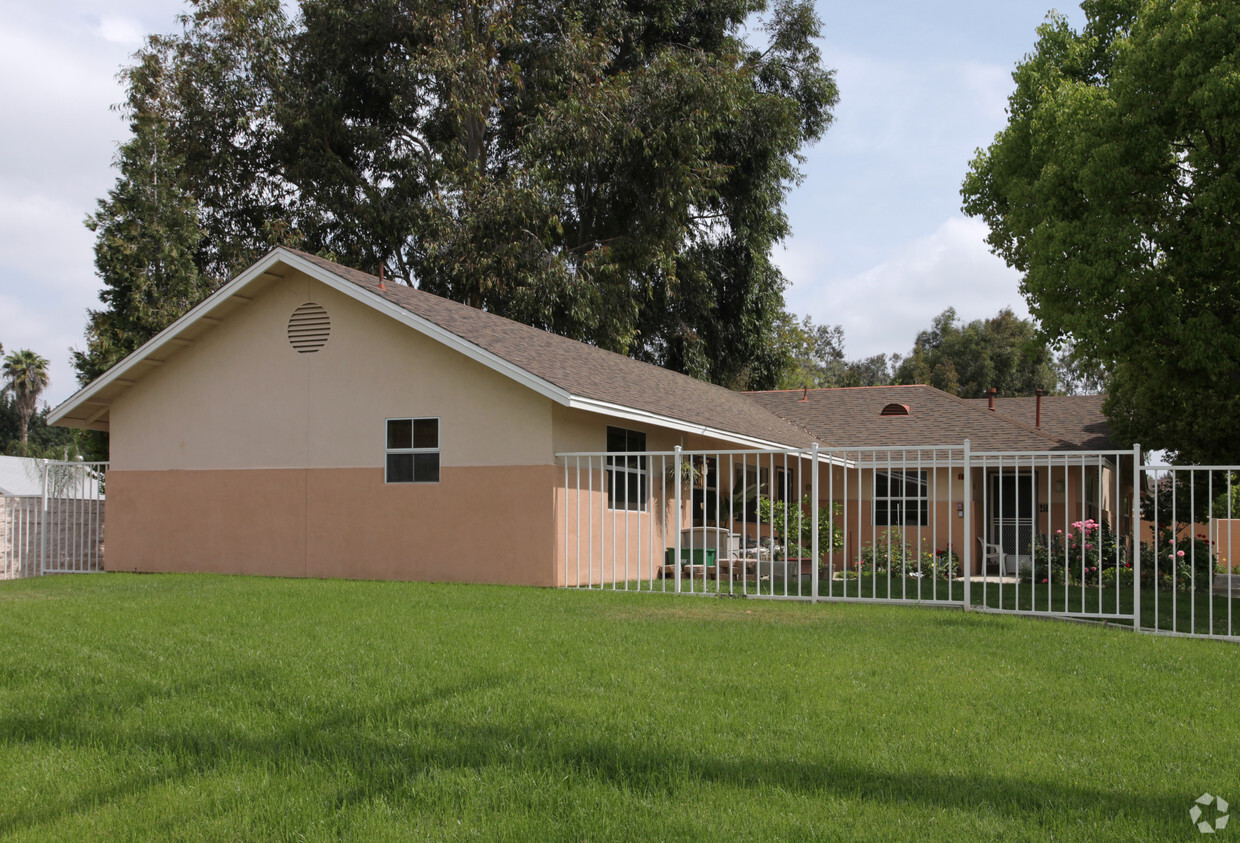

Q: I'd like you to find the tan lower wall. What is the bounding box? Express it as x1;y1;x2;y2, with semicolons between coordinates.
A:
104;466;559;585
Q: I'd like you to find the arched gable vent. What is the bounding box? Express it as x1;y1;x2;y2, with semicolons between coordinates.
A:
288;302;331;353
880;403;910;417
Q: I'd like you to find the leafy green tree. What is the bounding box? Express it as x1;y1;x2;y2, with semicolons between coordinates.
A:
961;0;1240;461
93;0;837;391
2;350;50;447
0;397;89;460
75;51;210;385
774;314;893;389
892;307;1057;398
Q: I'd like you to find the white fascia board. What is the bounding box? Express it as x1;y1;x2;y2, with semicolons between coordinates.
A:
564;396;809;451
49;247;820;455
48;250;292;425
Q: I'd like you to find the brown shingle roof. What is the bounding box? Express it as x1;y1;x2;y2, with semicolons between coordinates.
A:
291;250;817;449
743;385;1097;452
965;395;1114;449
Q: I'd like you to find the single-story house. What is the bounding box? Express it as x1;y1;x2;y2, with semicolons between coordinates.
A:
50;247;1123;584
742;386;1129;575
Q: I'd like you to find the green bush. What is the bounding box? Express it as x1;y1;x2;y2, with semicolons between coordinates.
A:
1028;517;1128;586
860;528;959;580
757;495;844;561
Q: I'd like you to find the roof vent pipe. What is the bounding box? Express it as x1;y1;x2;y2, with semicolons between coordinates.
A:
987;388;997;411
379;264;387;291
1035;388;1044;429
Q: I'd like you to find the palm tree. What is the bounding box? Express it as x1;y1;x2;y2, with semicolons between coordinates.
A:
2;349;50;448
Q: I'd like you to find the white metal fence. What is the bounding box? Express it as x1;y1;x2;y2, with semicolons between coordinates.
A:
558;442;1240;642
1;461;107;580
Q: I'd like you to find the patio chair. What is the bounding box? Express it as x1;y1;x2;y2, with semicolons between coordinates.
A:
977;536;1006;576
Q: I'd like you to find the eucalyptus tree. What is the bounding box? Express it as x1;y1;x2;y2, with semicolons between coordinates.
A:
85;0;838;390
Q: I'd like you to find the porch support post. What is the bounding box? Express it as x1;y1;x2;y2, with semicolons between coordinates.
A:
1132;443;1141;631
811;444;820;604
963;440;972;611
674;445;682;594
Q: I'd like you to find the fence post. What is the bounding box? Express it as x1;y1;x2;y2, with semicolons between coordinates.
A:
811;443;820;604
673;445;682;594
1132;443;1141;631
963;440;971;611
38;460;49;577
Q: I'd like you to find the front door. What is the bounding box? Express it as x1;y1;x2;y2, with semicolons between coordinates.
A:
989;472;1037;570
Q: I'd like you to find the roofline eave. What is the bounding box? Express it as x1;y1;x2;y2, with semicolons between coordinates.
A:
49;249;814;451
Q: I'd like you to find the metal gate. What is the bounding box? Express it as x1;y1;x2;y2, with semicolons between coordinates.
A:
1;460;107;580
558;442;1240;642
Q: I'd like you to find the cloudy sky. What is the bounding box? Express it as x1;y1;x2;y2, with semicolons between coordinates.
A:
0;0;1085;407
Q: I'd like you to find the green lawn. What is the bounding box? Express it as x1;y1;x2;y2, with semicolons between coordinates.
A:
1;574;1237;841
642;570;1240;638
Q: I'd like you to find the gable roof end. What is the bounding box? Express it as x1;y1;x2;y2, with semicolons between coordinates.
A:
50;248;815;450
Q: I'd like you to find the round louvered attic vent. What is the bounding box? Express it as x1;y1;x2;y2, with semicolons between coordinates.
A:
288;302;331;353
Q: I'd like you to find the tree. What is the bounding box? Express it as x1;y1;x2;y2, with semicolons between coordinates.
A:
74;0;295;385
774;314;894;389
2;350;50;447
91;0;837;391
961;0;1240;462
892;307;1058;398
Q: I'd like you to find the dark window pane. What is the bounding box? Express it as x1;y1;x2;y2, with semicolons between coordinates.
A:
387;453;413;483
607;426;627;451
387;419;412;450
413;418;438;449
413;453;440;483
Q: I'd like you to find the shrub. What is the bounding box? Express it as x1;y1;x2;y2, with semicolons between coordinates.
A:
860;528;959;580
1027;517;1128;586
757;495;844;561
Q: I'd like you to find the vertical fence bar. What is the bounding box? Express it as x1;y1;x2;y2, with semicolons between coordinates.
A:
38;461;48;576
1190;469;1197;633
1132;446;1141;631
811;444;819;604
575;457;581;588
673;446;682;594
963;440;972;610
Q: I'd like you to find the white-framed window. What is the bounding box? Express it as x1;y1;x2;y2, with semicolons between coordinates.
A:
606;426;647;512
386;417;440;483
874;469;928;526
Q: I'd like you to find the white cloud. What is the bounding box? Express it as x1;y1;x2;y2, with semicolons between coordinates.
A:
782;216;1030;360
97;16;146;45
0;192;98;296
957;60;1014;129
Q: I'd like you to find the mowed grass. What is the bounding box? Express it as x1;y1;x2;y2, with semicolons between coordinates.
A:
666;571;1240;637
0;575;1236;841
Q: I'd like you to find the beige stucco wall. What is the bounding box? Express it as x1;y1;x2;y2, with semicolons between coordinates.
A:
110;269;554;471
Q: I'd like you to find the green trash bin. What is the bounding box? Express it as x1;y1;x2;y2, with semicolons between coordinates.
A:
664;547;717;567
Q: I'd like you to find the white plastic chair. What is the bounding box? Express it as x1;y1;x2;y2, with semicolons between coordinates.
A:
978;536;1006;576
